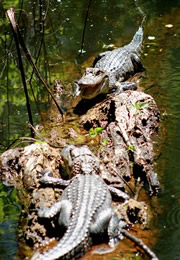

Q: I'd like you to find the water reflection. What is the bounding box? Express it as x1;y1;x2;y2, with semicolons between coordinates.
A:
145;17;180;259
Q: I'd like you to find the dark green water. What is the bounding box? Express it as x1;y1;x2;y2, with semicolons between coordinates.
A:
0;184;21;259
0;0;180;259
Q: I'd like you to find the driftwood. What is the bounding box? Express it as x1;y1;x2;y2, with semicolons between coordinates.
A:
0;90;160;258
0;143;62;189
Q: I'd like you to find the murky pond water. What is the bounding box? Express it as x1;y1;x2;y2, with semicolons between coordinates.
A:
0;0;180;259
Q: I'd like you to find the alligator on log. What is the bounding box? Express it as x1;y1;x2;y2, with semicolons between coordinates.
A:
30;145;158;260
74;26;144;100
31;169;128;260
0;90;160;259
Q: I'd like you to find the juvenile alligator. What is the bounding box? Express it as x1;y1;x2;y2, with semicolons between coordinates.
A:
32;145;158;260
74;25;144;99
32;172;126;260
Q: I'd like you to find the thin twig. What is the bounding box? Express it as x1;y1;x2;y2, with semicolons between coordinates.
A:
112;168;135;196
29;1;46;123
78;0;92;56
10;138;39;149
5;32;10;145
5;138;23;150
29;124;64;149
6;8;34;138
121;229;159;260
5;136;38;150
5;133;63;151
6;8;64;118
118;124;132;147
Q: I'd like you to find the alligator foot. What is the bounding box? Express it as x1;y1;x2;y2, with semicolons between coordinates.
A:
113;81;137;94
107;215;159;259
108;185;129;202
91;246;116;255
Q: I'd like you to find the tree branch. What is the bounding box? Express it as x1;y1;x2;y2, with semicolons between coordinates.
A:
6;8;64;118
121;229;159;260
6;8;34;137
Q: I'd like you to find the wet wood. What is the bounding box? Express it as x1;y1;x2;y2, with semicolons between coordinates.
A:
80;90;160;195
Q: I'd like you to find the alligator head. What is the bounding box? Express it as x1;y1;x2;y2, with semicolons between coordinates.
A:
61;145;100;177
74;67;109;99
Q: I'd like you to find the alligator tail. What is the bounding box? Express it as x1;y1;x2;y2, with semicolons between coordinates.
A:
32;232;92;260
128;26;143;54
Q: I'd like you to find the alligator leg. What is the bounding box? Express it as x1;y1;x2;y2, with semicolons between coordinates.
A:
38;200;72;222
58;200;72;228
90;208;113;235
39;170;70;187
91;212;127;256
108;214;127;247
90;208;126;245
131;53;145;72
108;185;129;202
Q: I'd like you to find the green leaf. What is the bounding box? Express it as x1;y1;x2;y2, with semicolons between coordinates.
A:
89;127;104;139
95;127;104;134
128;144;134;151
129;104;136;111
89;128;96;138
102;139;108;146
35;140;46;144
139;102;149;108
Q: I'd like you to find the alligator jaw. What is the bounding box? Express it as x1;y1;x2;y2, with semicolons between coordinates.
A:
74;67;109;99
80;76;109;99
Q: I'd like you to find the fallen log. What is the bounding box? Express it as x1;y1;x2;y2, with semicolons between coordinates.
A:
80;90;160;195
0;90;160;259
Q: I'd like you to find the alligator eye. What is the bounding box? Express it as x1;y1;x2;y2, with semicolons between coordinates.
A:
96;70;102;76
69;148;74;158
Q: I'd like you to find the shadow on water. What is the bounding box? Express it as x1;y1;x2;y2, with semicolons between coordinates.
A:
0;0;180;259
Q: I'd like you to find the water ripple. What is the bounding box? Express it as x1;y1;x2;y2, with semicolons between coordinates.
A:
166;203;180;229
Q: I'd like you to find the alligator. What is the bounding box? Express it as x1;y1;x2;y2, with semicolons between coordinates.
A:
32;172;127;260
74;25;144;100
32;145;158;260
40;145;130;201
